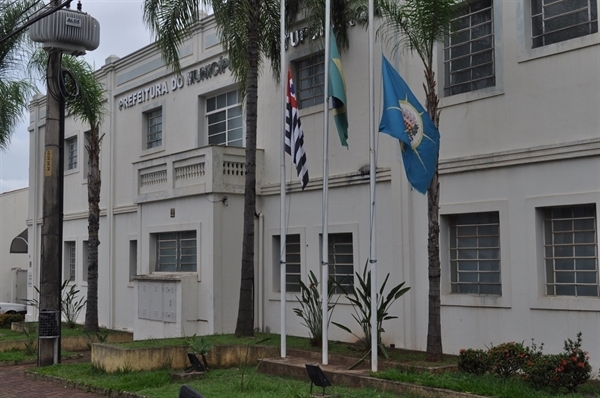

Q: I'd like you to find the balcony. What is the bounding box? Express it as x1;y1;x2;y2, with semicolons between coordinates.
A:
133;145;263;203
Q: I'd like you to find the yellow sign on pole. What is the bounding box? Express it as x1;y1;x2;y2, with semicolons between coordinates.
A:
44;150;52;177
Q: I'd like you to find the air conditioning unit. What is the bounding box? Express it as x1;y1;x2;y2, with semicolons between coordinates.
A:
30;8;100;56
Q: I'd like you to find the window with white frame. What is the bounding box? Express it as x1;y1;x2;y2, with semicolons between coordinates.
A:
543;204;598;297
145;108;162;149
295;54;325;109
64;241;76;282
207;90;243;147
156;231;197;272
444;0;495;96
277;234;302;293
66;136;78;170
531;0;598;48
328;233;354;293
82;241;89;282
449;212;501;295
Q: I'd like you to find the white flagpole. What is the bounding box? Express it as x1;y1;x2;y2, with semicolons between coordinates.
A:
280;0;287;359
322;0;331;366
368;0;378;373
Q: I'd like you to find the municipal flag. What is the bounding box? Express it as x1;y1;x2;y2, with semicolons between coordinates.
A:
379;55;440;194
329;28;348;147
285;68;309;190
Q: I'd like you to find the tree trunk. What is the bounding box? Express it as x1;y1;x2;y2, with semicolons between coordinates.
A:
424;68;443;362
235;4;261;337
84;126;101;332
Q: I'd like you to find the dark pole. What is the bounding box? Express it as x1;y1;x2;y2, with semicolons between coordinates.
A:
38;46;64;366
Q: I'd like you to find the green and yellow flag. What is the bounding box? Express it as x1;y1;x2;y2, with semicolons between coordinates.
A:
329;28;348;147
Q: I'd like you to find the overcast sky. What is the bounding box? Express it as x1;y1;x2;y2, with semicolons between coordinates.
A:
0;0;154;193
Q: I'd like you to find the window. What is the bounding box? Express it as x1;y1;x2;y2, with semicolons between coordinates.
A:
543;204;598;297
129;240;138;282
531;0;598;48
64;241;76;282
444;0;495;96
82;241;89;282
328;233;354;293
207;90;243;147
146;108;162;148
449;212;501;295
156;231;197;272
275;234;302;293
295;54;325;109
66;136;78;170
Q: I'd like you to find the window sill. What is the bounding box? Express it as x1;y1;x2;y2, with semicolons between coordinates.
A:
530;295;600;312
442;293;511;309
298;103;324;117
439;87;504;108
64;168;78;176
140;146;165;158
518;33;599;64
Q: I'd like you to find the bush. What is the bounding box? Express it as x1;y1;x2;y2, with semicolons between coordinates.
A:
0;313;24;328
487;341;529;378
523;332;592;393
458;348;491;375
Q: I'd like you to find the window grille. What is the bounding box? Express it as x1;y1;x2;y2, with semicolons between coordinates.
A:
146;108;162;148
207;90;243;147
449;212;501;295
295;54;325;109
157;231;197;272
328;233;354;293
531;0;598;48
66;136;78;170
544;204;598;297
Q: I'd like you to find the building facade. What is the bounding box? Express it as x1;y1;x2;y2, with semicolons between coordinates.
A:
27;1;600;368
0;188;29;305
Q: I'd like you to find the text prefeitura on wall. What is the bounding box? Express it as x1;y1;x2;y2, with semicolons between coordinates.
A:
118;56;229;111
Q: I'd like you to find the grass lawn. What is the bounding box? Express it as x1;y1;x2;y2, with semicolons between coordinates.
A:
0;324;116;341
0;349;79;363
31;363;420;398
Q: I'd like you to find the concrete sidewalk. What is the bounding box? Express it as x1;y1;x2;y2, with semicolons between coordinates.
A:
0;353;100;398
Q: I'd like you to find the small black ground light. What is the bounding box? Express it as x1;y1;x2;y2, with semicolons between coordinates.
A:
305;363;332;396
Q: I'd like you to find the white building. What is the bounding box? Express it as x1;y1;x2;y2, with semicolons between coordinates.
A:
27;1;600;368
0;188;29;305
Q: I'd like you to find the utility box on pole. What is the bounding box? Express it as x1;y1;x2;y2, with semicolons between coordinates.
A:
29;1;99;366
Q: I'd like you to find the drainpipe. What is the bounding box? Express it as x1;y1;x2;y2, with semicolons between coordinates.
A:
107;70;116;329
257;212;264;331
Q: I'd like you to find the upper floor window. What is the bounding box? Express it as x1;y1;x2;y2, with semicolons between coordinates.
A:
444;0;495;96
295;54;324;109
156;231;197;272
531;0;598;48
146;108;162;149
207;90;243;147
543;204;598;297
449;212;501;295
66;136;78;170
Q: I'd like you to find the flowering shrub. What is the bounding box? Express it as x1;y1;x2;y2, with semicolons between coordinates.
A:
458;348;491;375
459;333;593;393
487;341;529;378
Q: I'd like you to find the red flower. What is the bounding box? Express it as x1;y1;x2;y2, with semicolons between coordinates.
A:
460;349;466;354
577;362;585;368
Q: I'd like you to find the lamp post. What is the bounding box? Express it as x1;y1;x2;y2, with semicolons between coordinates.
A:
30;0;99;366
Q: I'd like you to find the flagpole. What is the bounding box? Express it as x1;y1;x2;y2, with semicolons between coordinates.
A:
321;0;331;366
280;0;287;359
368;0;378;373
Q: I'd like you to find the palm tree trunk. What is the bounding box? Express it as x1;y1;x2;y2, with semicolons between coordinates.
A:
235;4;261;337
424;68;443;361
84;126;101;332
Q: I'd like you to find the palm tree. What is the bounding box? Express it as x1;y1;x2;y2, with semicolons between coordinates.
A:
30;51;106;332
0;0;40;149
143;0;353;336
376;0;459;361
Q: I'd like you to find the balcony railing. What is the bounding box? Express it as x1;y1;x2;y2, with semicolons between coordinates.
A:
133;145;263;203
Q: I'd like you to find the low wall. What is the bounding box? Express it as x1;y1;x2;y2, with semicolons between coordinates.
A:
91;344;279;373
0;331;133;352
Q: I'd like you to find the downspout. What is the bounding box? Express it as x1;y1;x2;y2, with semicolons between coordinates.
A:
28;100;40;322
107;70;116;329
257;212;264;331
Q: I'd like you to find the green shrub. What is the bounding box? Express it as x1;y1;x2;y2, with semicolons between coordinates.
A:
487;341;529;378
0;313;24;328
458;348;491;375
522;332;591;393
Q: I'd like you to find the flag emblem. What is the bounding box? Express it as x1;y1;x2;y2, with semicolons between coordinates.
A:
285;68;309;190
379;55;439;194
